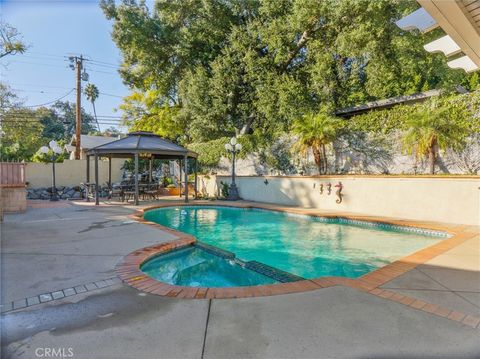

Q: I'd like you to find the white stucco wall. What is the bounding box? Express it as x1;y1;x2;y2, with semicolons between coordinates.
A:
25;159;125;188
199;175;480;225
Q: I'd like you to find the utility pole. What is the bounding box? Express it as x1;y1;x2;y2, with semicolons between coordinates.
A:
69;55;87;160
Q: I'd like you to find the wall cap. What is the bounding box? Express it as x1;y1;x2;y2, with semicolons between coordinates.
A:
210;174;480;180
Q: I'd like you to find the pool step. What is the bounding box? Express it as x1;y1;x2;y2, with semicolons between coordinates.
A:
195;241;304;283
195;242;236;259
245;261;305;283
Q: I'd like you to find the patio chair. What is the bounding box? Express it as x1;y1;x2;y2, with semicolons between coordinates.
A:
80;182;96;201
123;186;136;203
143;183;159;200
108;183;125;202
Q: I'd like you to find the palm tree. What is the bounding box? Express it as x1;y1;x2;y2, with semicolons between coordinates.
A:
292;111;342;174
402;104;467;174
84;83;100;131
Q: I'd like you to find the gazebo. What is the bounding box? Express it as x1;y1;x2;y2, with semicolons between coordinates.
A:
86;131;198;205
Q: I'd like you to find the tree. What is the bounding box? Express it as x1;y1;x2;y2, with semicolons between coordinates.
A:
0;83;44;161
0;22;26;59
292;111;343;174
402;103;468;174
0;113;45;161
102;126;122;137
42;101;97;140
103;0;468;145
84;83;100;131
1;83;102;161
125;103;185;141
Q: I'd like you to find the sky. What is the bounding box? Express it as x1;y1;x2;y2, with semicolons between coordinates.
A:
0;0;147;132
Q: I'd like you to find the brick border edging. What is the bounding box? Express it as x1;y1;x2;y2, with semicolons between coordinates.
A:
116;201;480;329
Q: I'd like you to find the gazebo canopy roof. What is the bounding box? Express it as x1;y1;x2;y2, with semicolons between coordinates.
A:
87;131;198;158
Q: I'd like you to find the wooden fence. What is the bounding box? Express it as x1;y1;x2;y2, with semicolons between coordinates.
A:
0;162;26;187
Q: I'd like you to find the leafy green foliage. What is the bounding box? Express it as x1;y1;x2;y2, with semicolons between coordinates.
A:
0;22;26;59
0;83;44;161
31;142;69;163
84;83;100;131
1;108;45;161
123;101;185;141
292;111;344;174
219;181;229;198
104;0;471;144
101;1;480;175
402;102;470;174
84;83;99;103
0;83;97;161
346;91;480;134
188;134;261;170
46;101;97;139
188;137;229;169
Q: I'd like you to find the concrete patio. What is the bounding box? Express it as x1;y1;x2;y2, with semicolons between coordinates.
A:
1;200;479;359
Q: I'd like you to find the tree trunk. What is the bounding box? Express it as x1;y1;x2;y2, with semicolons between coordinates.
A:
321;144;328;174
312;146;323;174
280;18;321;73
92;101;100;132
428;142;436;175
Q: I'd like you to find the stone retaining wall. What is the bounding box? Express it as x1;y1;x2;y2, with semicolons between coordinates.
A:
27;185;113;200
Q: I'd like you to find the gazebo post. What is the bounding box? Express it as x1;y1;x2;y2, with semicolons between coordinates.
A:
86;154;90;202
134;153;139;205
108;156;112;193
194;157;198;199
179;159;182;198
149;157;153;184
184;155;189;203
94;153;99;206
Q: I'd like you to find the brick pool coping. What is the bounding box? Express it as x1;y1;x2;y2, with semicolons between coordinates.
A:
116;201;480;329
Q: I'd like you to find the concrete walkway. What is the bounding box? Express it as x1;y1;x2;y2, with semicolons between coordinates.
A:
1;200;479;358
380;235;480;317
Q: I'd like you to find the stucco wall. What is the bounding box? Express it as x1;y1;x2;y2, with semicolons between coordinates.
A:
199;175;480;225
25;159;125;188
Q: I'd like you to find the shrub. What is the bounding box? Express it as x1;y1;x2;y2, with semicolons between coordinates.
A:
219;181;229;198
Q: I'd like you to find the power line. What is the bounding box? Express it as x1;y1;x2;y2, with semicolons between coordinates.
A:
12;88;73;95
84;58;121;68
84;61;119;70
5;60;70;69
84;68;118;75
26;51;66;59
8;83;73;90
1;120;124;126
2;110;123;118
20;54;68;63
99;92;124;98
3;89;75;108
1;116;123;123
9;85;126;98
10;50;121;65
8;57;120;73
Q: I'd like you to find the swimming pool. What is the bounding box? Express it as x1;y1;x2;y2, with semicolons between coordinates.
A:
143;206;446;280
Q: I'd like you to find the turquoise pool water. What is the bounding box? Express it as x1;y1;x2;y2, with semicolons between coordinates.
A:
141;246;277;287
143;206;445;280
